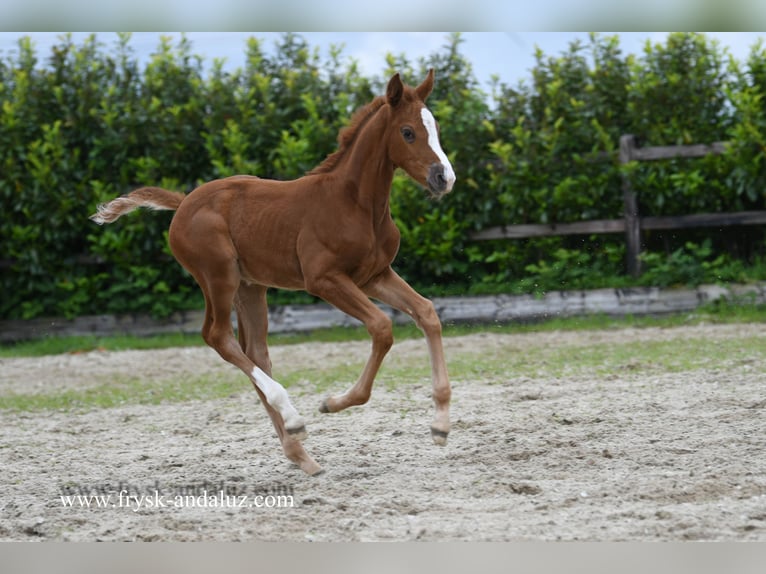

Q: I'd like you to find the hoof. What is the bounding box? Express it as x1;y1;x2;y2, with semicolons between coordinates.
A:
318;399;331;414
431;427;449;446
287;425;308;441
301;460;324;476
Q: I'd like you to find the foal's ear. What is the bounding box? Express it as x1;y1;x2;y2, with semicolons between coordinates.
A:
415;68;435;102
386;73;404;107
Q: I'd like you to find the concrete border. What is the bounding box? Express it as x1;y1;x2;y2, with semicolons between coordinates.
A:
1;283;765;343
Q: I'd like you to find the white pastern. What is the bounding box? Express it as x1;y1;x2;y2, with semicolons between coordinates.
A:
420;107;456;191
251;367;304;430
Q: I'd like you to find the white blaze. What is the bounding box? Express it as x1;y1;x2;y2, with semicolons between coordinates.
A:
251;367;304;430
420;107;456;191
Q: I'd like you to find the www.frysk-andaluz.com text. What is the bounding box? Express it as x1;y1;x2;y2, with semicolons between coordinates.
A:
58;480;295;512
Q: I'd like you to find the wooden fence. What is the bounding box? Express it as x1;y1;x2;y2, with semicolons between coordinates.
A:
470;135;766;277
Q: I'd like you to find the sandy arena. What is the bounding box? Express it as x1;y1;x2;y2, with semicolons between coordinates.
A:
1;323;765;541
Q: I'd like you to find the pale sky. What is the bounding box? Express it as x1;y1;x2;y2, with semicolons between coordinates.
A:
1;32;765;95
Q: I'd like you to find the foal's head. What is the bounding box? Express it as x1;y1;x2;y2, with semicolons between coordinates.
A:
384;69;456;198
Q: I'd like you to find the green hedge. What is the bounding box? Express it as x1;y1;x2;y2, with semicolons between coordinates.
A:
2;32;766;320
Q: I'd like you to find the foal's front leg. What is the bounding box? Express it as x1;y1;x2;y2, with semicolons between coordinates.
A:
306;274;394;414
364;267;451;445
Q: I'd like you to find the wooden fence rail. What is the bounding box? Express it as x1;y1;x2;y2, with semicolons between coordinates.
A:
471;135;766;277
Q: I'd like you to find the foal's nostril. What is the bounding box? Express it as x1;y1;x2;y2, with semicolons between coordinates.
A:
428;164;447;192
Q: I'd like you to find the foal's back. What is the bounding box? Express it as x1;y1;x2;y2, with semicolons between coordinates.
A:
168;172;396;291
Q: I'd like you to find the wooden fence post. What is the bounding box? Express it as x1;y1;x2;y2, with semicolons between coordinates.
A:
620;134;642;277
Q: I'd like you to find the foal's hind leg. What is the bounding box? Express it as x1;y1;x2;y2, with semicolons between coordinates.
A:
234;282;306;440
191;259;319;474
198;264;304;431
235;283;273;381
234;282;320;474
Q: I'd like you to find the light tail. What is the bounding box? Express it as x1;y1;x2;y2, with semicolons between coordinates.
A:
90;187;185;225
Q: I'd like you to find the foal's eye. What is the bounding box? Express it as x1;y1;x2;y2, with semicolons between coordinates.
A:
401;126;415;143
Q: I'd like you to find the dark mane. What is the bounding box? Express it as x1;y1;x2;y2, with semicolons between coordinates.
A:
308;95;387;175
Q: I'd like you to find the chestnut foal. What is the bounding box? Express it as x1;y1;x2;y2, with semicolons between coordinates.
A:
91;70;456;475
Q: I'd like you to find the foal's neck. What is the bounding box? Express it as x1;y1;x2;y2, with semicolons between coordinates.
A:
337;106;395;221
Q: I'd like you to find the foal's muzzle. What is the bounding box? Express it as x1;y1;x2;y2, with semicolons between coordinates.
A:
427;163;454;196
